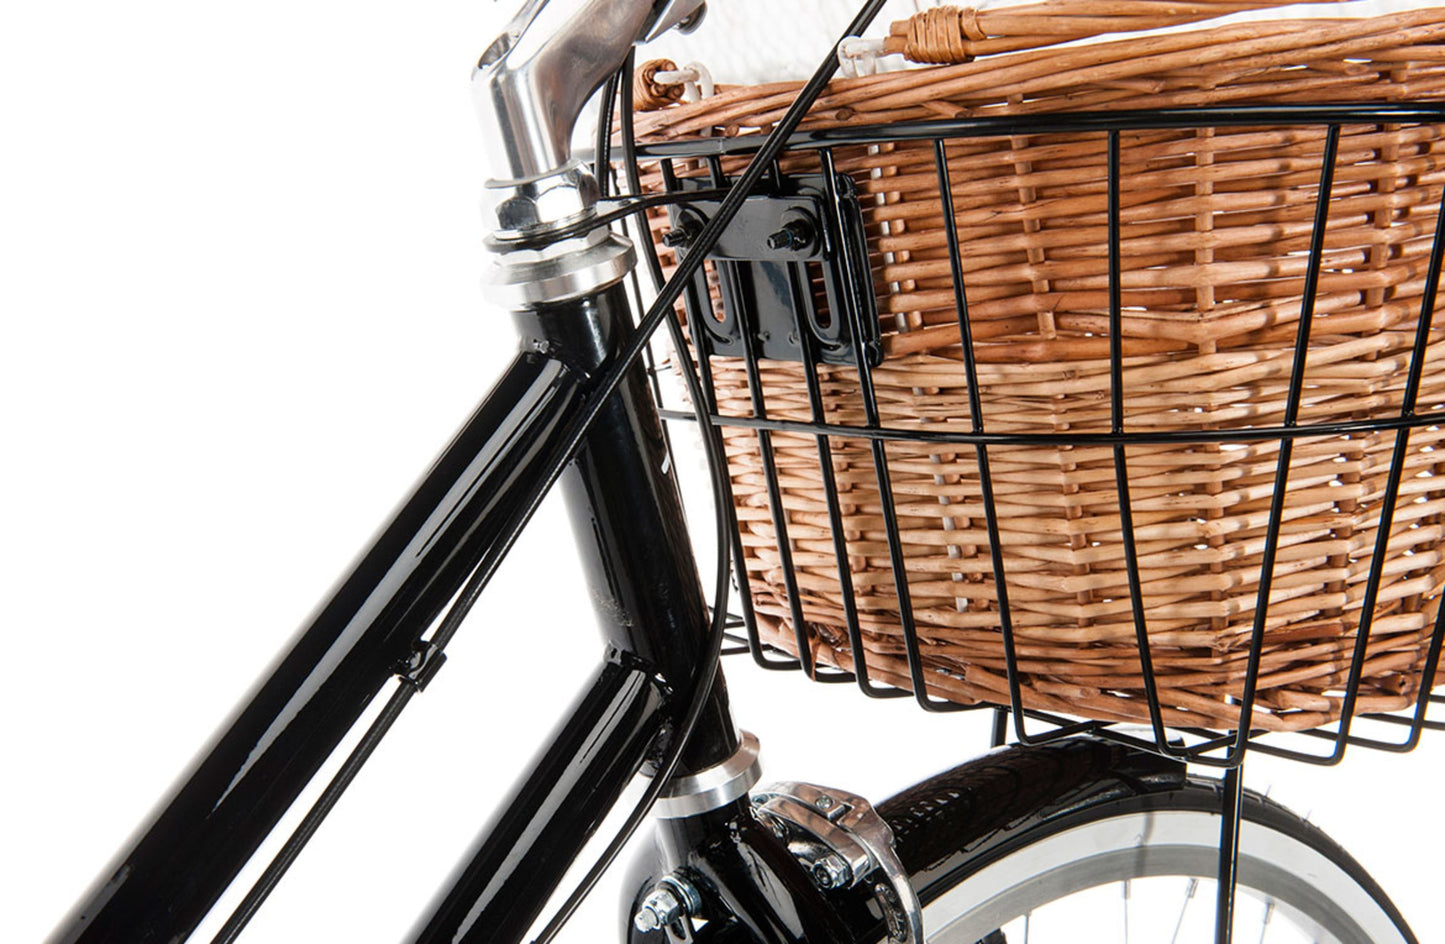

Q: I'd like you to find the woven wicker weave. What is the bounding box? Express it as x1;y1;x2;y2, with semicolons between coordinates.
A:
633;4;1445;732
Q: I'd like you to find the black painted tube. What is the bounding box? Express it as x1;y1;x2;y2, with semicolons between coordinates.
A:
408;659;668;944
48;350;589;944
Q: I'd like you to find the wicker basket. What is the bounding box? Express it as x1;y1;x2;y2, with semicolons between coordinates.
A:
632;2;1445;733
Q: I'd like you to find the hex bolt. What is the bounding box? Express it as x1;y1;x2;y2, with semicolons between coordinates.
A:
632;886;683;932
811;853;852;890
661;227;692;249
677;3;707;33
766;219;814;252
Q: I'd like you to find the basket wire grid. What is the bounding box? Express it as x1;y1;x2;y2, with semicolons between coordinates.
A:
623;102;1445;769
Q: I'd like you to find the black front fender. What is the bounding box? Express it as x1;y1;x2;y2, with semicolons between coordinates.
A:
624;737;1184;944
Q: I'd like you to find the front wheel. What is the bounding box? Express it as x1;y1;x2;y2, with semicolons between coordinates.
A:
875;739;1414;944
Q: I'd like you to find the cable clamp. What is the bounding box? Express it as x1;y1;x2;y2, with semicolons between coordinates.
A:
397;638;447;691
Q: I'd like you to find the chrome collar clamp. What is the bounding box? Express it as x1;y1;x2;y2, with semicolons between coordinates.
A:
654;731;762;819
482;165;636;310
750;782;924;944
484;226;636;310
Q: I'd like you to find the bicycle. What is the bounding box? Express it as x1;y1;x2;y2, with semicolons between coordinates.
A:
16;1;1445;942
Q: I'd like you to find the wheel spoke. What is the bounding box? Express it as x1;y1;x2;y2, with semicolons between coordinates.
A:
1122;879;1132;944
1171;878;1200;944
1257;898;1274;944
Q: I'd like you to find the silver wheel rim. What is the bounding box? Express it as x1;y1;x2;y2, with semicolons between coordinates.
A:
919;809;1407;944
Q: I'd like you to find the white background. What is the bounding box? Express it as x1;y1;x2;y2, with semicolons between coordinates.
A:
5;2;1444;942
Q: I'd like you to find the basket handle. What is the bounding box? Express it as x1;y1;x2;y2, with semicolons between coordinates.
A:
884;0;1344;64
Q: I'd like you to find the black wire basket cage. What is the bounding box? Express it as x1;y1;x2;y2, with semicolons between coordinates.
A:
616;94;1445;769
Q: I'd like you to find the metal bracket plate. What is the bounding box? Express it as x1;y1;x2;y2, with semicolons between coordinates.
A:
667;174;881;367
751;781;924;944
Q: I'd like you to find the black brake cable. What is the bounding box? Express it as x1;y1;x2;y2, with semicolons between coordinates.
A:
596;68;621;200
431;0;888;684
527;4;890;941
524;58;737;944
209;4;889;940
494;188;733;251
615;46;734;642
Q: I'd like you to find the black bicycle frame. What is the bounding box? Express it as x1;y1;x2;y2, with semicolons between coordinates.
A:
45;279;769;944
45;1;908;938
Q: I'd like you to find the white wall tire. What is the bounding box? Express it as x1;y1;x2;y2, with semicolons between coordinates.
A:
912;784;1412;944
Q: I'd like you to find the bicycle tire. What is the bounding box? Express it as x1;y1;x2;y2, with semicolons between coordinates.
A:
874;738;1415;944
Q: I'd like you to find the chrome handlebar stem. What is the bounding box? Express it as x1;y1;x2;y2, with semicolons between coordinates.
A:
472;0;704;188
472;0;703;305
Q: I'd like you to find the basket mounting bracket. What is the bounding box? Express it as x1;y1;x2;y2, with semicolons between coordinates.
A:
667;173;881;367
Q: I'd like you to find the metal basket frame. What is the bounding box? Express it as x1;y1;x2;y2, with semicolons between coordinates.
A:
629;103;1445;768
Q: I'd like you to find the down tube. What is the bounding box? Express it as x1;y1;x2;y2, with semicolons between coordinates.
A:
48;347;592;944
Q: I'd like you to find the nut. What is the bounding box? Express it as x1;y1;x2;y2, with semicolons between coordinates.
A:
632;887;683;932
484;165;600;240
811;853;852;890
765;219;814;252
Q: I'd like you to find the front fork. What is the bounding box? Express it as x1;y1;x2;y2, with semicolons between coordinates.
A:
623;785;921;944
625;812;879;944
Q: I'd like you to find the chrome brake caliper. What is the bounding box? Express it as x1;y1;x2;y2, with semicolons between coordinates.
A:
751;782;924;944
